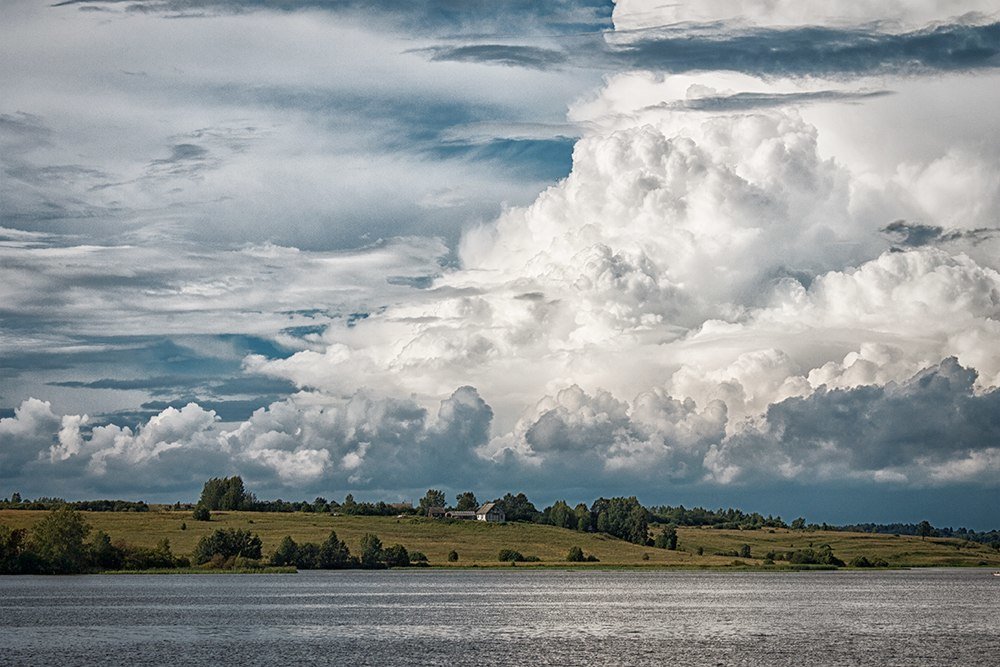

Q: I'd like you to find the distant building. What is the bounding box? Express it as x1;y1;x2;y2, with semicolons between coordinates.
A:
476;502;505;523
444;510;477;520
426;507;448;518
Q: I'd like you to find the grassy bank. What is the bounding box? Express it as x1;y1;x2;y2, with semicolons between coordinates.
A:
102;566;298;575
2;510;998;568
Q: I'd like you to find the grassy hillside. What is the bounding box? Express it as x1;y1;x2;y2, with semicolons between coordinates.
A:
2;510;998;568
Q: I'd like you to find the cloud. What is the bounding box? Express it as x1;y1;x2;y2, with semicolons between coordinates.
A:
603;22;1000;77
880;220;999;248
0;398;62;473
709;358;1000;485
613;0;1000;32
423;45;569;70
0;387;494;497
3;0;1000;523
53;0;615;37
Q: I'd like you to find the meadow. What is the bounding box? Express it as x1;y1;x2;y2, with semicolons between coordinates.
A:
3;509;998;568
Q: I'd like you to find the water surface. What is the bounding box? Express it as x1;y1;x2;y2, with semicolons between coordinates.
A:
1;569;997;665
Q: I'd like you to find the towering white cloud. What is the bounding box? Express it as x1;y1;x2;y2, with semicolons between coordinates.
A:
2;0;998;508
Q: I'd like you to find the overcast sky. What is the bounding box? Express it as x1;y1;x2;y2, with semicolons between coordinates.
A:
2;0;999;528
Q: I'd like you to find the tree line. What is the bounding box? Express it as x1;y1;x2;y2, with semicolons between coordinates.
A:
0;494;149;512
7;480;999;552
1;507;186;574
0;507;428;574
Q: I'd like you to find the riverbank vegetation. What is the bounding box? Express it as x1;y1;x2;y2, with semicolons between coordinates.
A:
3;478;999;573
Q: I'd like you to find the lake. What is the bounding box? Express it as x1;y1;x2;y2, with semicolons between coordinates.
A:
1;569;997;665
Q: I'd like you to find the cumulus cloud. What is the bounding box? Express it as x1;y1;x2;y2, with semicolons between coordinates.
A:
3;0;1000;516
708;358;1000;485
0;388;495;497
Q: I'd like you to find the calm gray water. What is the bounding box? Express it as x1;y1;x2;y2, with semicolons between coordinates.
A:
1;569;997;666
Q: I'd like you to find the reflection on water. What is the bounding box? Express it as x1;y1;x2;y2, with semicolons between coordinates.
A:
1;569;997;666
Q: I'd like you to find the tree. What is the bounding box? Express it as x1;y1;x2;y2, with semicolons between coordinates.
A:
739;544;752;559
418;490;447;513
917;520;934;540
194;528;262;565
198;476;251;511
318;531;352;569
192;504;211;521
0;525;33;573
654;525;678;550
574;503;592;532
495;493;540;522
791;517;806;530
31;507;91;573
341;494;358;515
566;546;585;562
271;536;299;567
383;544;410;568
546;501;577;530
455;491;479;512
296;542;320;569
89;530;123;570
592;497;648;544
359;533;384;568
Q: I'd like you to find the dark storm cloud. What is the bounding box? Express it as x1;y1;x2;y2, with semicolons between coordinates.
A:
607;22;1000;76
52;0;615;36
672;89;894;111
424;45;568;70
718;358;1000;478
881;220;1000;248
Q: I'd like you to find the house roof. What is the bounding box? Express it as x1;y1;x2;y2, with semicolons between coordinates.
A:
477;502;500;514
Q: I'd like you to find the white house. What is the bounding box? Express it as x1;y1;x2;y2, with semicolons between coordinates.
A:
476;502;505;523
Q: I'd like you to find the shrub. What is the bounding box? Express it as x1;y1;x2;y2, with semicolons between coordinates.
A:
566;546;585;562
383;544;410;568
447;550;459;562
192;505;211;522
194;528;262;565
498;548;524;562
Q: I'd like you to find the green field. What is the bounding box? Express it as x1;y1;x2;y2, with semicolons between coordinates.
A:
2;510;998;568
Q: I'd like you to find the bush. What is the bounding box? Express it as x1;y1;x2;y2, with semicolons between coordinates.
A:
566;546;585;562
383;544;410;568
447;549;459;562
498;548;525;562
192;505;211;522
787;545;844;567
194;528;262;565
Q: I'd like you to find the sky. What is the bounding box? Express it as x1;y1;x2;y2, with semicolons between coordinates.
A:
2;0;999;528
